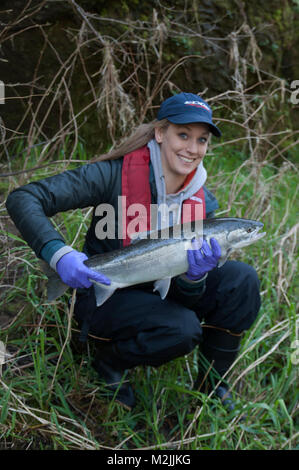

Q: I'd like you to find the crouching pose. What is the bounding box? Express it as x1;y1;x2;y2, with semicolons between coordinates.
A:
6;93;261;410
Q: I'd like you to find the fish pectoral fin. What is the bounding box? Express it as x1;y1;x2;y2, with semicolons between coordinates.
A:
217;248;232;268
153;277;171;300
91;281;116;307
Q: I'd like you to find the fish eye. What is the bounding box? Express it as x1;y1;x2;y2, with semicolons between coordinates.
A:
247;228;253;233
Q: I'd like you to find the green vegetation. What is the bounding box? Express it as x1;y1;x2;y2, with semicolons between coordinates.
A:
0;0;298;451
0;140;298;450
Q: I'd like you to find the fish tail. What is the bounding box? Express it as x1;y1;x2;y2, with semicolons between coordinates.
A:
39;260;69;301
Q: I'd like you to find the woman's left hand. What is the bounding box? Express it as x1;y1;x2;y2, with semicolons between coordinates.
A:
186;237;221;281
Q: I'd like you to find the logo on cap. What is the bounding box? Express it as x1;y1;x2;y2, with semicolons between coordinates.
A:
184;101;211;112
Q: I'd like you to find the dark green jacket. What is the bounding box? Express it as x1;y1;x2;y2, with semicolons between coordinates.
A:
6;158;219;257
6;157;219;303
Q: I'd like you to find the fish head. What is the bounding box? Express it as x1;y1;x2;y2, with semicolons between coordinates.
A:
226;218;266;249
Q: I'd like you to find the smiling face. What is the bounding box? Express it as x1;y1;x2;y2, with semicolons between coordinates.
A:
154;122;210;193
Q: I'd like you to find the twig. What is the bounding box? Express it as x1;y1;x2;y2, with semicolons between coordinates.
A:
48;289;76;396
22;323;111;343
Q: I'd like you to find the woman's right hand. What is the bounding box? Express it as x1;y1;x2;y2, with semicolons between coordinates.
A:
186;237;221;281
56;250;111;289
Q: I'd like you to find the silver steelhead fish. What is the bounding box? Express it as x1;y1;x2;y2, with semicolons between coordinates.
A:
41;217;265;307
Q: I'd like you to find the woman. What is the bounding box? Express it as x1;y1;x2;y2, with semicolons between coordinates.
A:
6;92;261;410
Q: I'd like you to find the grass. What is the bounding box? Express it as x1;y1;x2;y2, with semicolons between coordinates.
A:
0;139;298;450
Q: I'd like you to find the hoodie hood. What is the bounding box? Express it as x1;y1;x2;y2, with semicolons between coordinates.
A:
147;139;207;229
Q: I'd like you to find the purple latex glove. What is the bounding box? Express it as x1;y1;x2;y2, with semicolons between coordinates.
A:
186;237;221;281
56;250;111;289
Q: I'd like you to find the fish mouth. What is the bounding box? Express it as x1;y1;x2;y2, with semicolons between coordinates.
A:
238;225;266;248
229;224;266;249
250;225;266;241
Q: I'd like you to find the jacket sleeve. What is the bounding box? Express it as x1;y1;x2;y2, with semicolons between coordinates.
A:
5;161;118;257
169;274;207;309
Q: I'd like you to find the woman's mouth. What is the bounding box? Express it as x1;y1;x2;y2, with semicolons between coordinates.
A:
178;155;194;163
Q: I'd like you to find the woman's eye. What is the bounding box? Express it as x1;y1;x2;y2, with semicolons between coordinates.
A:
178;134;208;143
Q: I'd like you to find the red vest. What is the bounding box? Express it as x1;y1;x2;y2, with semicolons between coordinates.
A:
121;146;206;246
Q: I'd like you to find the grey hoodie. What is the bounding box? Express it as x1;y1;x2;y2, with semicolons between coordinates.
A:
147;139;207;230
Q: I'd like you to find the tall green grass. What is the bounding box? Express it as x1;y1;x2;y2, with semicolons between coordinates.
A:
0;141;298;450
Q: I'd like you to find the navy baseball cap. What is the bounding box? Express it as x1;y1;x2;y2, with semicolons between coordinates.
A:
157;92;221;137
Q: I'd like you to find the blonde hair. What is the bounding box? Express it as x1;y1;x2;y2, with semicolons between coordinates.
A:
94;119;169;162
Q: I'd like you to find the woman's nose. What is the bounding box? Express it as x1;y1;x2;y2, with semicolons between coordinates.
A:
186;139;198;154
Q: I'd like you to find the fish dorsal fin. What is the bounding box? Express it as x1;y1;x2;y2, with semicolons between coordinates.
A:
129;235;145;245
153;277;171;299
129;228;159;244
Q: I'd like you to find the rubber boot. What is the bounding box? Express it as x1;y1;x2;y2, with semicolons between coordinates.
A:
92;342;136;410
194;327;242;411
